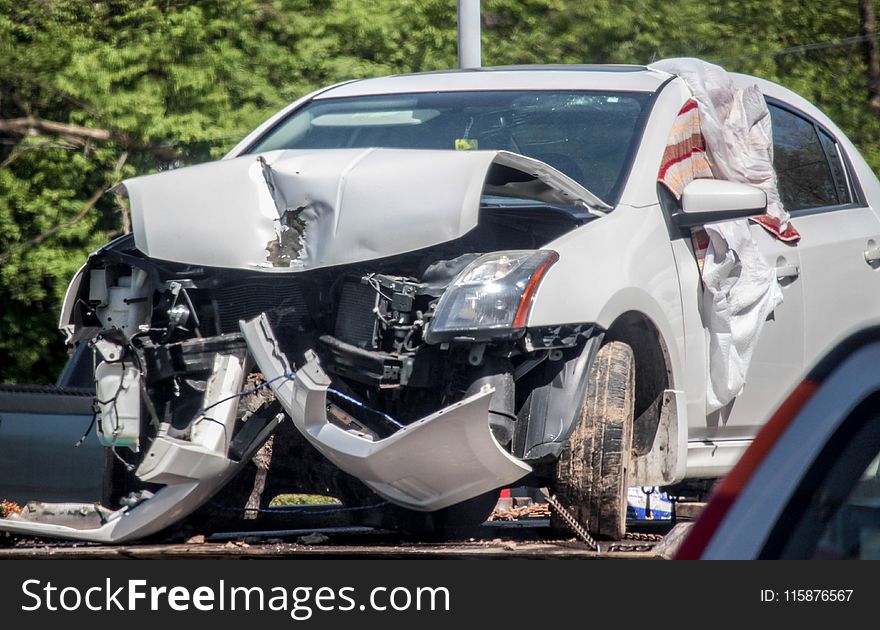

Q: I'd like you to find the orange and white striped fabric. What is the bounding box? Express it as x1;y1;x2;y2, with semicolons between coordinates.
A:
658;98;800;243
657;99;713;198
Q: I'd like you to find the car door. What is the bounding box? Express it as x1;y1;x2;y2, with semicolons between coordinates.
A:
766;102;880;371
716;219;806;440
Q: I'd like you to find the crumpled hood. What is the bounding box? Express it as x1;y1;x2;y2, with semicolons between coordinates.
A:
121;148;607;272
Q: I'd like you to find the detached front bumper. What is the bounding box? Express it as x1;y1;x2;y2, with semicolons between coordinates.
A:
242;314;532;511
0;313;530;543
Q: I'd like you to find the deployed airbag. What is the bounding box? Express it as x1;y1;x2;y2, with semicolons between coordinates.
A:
651;58;786;413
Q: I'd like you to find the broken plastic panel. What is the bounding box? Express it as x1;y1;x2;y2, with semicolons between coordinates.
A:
241;313;533;511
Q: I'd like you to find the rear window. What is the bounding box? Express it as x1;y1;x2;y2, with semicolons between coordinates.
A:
245;90;651;204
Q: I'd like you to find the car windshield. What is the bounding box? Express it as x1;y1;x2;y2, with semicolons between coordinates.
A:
245;90;651;204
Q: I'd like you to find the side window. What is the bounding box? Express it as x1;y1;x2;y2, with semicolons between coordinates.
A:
768;104;851;211
816;128;852;205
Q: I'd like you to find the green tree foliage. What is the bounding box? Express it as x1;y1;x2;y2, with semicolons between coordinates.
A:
1;0;877;382
0;0;458;381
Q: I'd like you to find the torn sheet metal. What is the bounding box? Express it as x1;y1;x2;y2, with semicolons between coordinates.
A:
651;58;785;413
241;314;532;511
121;148;607;272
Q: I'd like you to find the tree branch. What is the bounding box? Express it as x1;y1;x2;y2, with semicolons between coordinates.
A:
0;117;112;141
0;116;179;160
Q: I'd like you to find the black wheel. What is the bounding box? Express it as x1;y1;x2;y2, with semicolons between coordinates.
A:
553;340;634;540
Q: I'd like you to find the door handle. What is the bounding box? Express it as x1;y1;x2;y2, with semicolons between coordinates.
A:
865;245;880;264
775;264;800;280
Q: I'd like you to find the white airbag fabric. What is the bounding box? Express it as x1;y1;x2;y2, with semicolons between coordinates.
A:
651;58;785;413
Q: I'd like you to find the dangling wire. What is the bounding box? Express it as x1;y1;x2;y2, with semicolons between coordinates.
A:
197;370;298;416
74;409;98;448
196;369;406;430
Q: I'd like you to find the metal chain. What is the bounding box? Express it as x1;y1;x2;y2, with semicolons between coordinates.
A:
540;489;601;552
607;543;656;553
604;532;664;553
623;531;664;542
539;490;665;553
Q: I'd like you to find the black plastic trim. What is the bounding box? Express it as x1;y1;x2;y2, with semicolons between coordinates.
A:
669;205;766;230
514;331;604;463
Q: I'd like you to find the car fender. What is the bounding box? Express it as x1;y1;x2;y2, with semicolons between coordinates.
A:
527;204;685;363
527;203;690;481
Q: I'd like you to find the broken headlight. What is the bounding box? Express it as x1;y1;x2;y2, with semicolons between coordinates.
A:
425;250;559;343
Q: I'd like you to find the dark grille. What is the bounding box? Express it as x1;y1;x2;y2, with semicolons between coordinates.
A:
211;279;310;334
335;280;378;349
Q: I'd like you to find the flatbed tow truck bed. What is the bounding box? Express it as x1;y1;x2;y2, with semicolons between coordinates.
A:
0;509;695;559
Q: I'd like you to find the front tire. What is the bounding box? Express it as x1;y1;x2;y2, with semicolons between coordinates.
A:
553;340;634;540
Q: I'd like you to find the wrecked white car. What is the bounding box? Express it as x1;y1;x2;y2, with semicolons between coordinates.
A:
4;59;880;543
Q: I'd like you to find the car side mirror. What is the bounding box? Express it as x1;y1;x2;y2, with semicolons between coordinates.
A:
670;179;767;229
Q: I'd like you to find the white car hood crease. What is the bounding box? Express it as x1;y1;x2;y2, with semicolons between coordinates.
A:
121;148;609;272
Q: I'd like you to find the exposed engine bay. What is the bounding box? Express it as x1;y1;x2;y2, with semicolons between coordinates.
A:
76;201;592;456
1;149;606;543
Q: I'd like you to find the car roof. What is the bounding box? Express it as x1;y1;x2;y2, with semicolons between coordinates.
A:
313;65;824;124
314;65;674;99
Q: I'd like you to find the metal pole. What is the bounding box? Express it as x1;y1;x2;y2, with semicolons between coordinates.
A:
457;0;481;69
